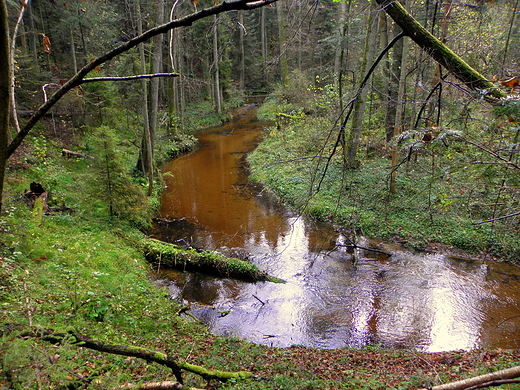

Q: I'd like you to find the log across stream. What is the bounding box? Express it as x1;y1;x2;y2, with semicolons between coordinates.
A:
152;105;520;352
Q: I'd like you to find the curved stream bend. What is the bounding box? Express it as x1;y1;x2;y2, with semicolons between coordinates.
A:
154;105;520;352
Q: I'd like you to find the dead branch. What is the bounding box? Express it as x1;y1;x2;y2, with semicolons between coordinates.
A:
80;73;179;83
37;331;253;384
6;0;278;160
455;135;520;171
420;365;520;390
472;211;520;225
61;148;95;160
118;381;203;390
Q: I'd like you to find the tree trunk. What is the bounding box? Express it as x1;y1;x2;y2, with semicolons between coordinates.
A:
70;25;78;75
213;15;222;113
389;0;411;193
375;0;504;99
260;6;267;68
136;0;154;195
143;238;282;282
344;1;378;168
333;0;347;111
238;10;245;91
385;25;403;143
276;0;289;90
0;0;9;214
150;0;165;148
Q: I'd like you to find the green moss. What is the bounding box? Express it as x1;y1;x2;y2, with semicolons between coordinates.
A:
142;238;283;283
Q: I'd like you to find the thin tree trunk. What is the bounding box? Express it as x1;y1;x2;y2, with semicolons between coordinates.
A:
39;331;254;384
10;0;30;134
238;10;245;91
276;0;288;90
420;365;520;390
0;0;10;213
213;15;222;113
150;0;165;151
27;1;38;63
389;1;410;193
70;25;78;74
136;0;154;195
385;25;403;143
344;1;378;168
501;0;519;76
333;0;347;111
260;6;267;67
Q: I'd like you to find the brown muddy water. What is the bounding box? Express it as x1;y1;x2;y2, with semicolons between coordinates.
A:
153;105;520;352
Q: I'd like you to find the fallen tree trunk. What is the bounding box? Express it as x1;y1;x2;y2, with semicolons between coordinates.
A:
375;0;505;100
143;238;283;283
39;331;253;384
421;365;520;390
62;148;95;160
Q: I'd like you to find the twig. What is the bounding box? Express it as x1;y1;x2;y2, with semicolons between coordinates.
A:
472;211;520;225
252;294;265;306
335;244;391;257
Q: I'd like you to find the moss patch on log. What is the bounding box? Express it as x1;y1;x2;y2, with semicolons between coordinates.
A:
143;238;283;283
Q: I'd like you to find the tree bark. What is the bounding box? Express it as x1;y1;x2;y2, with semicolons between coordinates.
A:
136;0;154;195
375;0;505;99
150;0;165;150
238;10;245;91
276;0;289;90
0;0;10;214
213;14;222;113
344;0;378;168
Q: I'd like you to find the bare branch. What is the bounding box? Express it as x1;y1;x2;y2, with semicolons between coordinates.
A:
6;0;278;159
472;211;520;225
454;135;520;171
80;73;179;84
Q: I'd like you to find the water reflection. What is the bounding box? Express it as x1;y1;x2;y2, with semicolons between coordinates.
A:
154;105;520;351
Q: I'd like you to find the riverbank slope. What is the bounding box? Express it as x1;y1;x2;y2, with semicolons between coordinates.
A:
247;111;520;263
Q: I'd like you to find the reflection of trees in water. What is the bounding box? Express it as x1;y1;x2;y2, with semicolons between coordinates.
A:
154;106;520;351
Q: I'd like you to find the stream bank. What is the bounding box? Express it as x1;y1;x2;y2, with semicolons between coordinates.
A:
154;105;520;352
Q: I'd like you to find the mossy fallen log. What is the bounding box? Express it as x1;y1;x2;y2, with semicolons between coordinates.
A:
37;330;252;384
143;238;283;283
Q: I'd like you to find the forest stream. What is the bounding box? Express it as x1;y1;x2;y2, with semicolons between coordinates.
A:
152;105;520;352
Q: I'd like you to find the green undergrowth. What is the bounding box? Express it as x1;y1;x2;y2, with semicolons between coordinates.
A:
247;111;520;262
